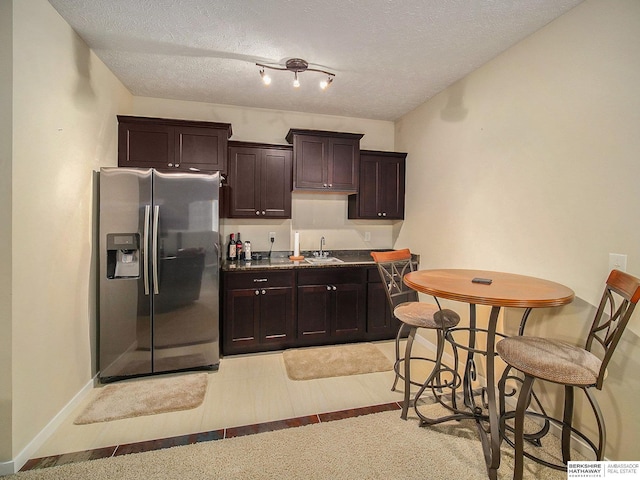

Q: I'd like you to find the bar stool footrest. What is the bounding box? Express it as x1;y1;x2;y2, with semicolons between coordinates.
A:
499;410;599;471
447;327;508;356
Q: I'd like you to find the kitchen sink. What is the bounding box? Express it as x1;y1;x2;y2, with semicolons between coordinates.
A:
304;257;344;264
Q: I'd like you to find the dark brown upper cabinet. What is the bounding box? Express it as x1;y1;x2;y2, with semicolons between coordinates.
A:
348;150;406;220
225;142;292;219
117;116;232;173
286;129;364;193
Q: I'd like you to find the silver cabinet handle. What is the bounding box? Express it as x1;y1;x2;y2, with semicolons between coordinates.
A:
382;212;387;217
152;205;160;294
168;163;173;167
262;211;266;215
326;285;332;291
261;289;266;295
255;211;260;215
253;278;268;283
332;285;337;291
255;290;260;295
143;205;151;295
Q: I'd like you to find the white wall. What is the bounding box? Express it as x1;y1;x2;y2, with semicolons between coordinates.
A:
395;0;640;460
131;97;398;254
9;0;131;465
0;0;13;465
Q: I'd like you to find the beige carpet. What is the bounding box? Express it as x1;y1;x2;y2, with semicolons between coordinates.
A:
282;343;393;380
14;404;578;480
73;373;208;425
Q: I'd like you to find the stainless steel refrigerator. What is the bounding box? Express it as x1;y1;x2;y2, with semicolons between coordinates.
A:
98;167;220;382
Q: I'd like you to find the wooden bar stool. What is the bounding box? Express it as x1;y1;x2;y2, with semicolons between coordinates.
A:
497;269;640;480
371;249;460;419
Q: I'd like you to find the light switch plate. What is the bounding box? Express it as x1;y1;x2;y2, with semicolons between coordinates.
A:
609;253;627;272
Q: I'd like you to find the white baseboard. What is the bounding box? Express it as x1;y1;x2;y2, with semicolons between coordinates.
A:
0;461;14;476
1;375;96;476
413;333;603;462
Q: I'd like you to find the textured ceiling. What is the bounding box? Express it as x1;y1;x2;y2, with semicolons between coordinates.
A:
48;0;583;121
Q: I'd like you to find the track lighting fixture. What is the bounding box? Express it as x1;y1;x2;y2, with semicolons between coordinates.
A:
256;58;335;90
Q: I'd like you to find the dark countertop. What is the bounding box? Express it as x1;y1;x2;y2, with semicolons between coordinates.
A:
222;249;390;272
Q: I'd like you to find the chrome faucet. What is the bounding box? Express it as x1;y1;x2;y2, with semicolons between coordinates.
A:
319;236;325;257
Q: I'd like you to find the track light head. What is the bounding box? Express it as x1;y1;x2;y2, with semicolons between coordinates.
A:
320;76;334;90
259;68;271;85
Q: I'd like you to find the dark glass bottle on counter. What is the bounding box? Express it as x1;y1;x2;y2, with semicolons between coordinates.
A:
227;233;236;261
236;232;243;260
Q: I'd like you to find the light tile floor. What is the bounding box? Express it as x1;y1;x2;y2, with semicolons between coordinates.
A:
34;339;438;459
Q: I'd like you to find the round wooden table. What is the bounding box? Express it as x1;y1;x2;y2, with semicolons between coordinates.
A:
404;269;575;308
404;269;574;480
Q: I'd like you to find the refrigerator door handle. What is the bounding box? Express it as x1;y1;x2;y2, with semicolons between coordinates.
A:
143;205;151;295
152;205;160;295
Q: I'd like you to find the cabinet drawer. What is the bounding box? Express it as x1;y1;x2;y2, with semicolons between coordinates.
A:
225;270;294;289
297;267;365;285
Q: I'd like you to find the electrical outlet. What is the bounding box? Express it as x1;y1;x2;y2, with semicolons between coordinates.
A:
269;232;276;243
364;232;371;242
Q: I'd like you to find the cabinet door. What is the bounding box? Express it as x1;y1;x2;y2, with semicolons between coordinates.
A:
118;122;173;169
223;288;260;354
118;117;230;172
332;283;366;338
223;270;295;354
293;135;328;190
296;284;332;344
355;157;380;218
348;152;406;220
327;137;359;192
366;281;402;338
227;146;292;219
227;147;261;217
175;126;227;172
261;149;292;218
260;287;294;346
378;158;405;219
297;268;366;343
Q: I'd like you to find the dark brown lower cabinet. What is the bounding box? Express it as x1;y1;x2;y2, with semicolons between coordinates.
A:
296;268;366;346
222;270;295;355
365;267;403;339
222;266;399;355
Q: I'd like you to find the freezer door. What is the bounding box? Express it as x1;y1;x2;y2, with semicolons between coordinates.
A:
99;167;153;380
151;170;220;373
